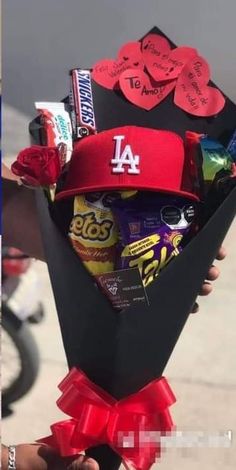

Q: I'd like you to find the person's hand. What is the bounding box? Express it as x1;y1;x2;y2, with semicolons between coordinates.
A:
2;161;21;181
1;444;99;470
191;245;227;313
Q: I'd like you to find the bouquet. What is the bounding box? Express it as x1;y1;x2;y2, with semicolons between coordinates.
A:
12;27;236;470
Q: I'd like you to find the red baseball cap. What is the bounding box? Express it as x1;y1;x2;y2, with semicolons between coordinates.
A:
56;126;199;201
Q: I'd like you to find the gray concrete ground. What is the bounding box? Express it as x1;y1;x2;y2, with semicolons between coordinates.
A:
2;105;236;469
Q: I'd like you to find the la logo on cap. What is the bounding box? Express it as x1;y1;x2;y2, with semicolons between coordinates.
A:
111;135;140;175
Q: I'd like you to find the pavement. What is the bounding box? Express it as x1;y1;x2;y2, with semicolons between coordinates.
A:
2;105;236;469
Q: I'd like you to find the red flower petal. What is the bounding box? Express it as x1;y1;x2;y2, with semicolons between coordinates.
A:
11;146;62;186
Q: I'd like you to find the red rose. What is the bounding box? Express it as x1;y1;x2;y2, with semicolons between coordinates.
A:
11;145;62;186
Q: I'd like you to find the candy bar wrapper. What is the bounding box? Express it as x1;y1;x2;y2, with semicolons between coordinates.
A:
70;69;97;139
112;192;197;287
35;101;73;163
200;136;233;182
185;132;234;199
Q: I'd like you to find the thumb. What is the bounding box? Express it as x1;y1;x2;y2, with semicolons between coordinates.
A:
67;455;99;470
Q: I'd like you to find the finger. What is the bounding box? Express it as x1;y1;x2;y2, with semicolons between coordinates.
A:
191;302;199;313
199;281;213;296
80;458;99;470
67;455;99;470
2;162;20;181
216;246;227;260
206;265;220;281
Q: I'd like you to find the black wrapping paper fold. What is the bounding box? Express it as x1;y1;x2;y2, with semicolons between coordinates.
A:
36;185;236;470
36;187;236;394
32;26;236;470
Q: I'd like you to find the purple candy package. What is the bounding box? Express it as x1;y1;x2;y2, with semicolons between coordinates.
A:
112;192;198;287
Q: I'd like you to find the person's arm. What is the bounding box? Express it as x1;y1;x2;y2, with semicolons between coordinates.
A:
1;443;98;470
2;163;45;260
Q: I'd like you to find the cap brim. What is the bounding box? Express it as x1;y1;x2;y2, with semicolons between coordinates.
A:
55;183;199;202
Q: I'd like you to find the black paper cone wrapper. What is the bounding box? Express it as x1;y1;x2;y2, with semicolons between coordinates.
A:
35;185;236;470
35;187;236;389
30;26;236;470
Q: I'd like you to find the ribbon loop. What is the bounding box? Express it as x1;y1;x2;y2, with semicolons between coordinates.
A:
40;368;176;470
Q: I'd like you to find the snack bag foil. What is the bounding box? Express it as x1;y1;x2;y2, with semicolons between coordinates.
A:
227;129;236;162
200;136;233;183
112;192;197;287
68;191;136;276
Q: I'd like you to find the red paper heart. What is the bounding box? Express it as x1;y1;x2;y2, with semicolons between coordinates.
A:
142;33;171;56
145;46;198;82
174;56;225;116
118;41;144;69
119;68;176;110
92;42;144;90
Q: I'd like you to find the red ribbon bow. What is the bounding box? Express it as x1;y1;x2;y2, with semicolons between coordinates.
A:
40;368;176;470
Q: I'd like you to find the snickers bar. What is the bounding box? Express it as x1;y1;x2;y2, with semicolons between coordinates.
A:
70;69;97;139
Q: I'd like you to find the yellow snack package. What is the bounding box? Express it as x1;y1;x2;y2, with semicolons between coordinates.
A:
68;192;119;275
68;191;137;276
